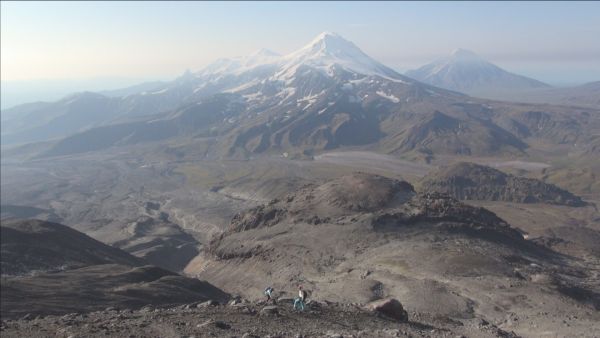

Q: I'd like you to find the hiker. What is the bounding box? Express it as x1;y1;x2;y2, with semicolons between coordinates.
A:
293;285;308;311
264;286;275;303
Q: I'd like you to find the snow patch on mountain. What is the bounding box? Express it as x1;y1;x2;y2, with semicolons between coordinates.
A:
224;79;262;93
196;49;281;78
150;88;169;95
376;91;400;103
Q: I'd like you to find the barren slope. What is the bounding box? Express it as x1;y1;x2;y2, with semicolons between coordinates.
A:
0;219;229;319
187;173;600;338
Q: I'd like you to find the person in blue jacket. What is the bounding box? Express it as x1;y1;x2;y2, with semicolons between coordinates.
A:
293;285;308;311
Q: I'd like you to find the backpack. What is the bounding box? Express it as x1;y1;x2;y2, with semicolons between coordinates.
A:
300;289;308;301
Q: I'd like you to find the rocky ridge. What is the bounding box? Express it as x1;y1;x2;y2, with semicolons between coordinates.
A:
220;172;522;241
192;173;599;338
1;219;229;320
1;219;143;276
0;297;522;338
420;162;586;206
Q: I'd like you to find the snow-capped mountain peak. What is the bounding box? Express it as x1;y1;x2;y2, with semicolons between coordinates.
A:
295;31;355;57
192;31;413;97
195;31;407;83
275;31;403;80
245;48;281;66
197;49;281;78
425;49;490;75
310;31;343;42
449;48;481;61
405;48;550;93
250;48;280;57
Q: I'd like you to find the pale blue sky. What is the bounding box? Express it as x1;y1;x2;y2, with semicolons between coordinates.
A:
1;1;599;105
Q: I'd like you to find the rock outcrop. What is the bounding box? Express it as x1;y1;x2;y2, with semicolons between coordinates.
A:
222;173;521;241
420;162;586;206
226;173;417;234
367;298;409;322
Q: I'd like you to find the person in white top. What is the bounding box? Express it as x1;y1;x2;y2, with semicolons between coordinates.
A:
293;285;307;311
264;286;274;303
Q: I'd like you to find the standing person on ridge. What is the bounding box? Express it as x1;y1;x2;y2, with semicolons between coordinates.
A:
293;285;308;311
264;286;275;304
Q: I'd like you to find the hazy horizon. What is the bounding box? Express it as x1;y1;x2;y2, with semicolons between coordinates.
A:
2;1;599;108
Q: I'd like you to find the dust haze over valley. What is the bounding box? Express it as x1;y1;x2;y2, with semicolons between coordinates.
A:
2;2;600;337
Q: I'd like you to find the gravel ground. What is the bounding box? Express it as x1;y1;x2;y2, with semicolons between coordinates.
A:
0;300;519;338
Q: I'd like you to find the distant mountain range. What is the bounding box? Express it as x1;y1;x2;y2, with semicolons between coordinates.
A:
1;33;598;160
405;49;599;107
405;48;550;95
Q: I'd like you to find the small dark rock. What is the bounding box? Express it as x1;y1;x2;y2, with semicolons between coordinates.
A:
260;306;279;316
366;298;408;322
240;307;256;315
214;320;231;329
197;319;230;330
